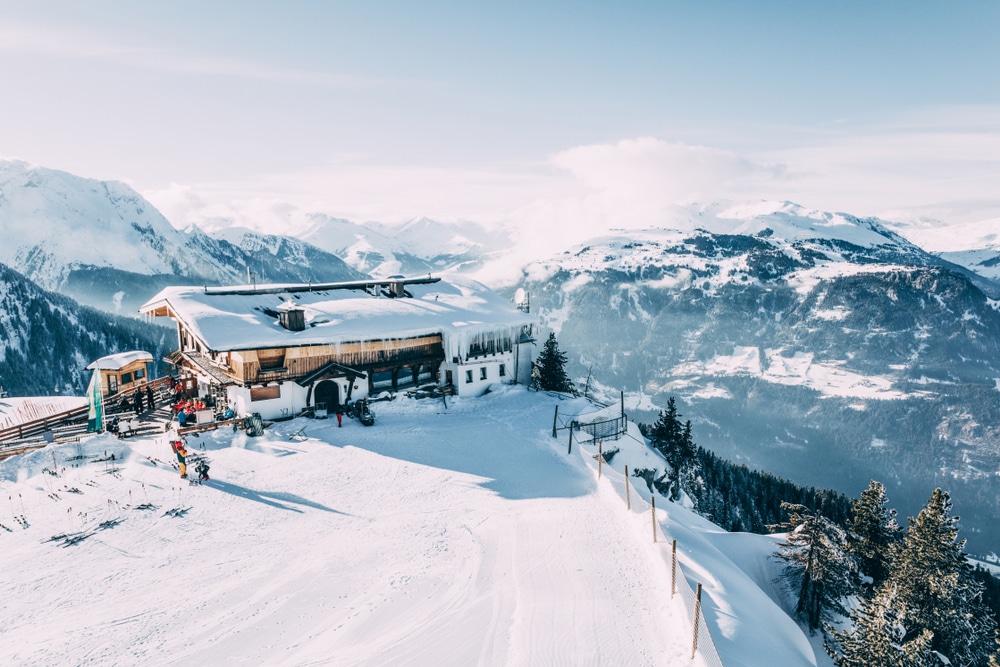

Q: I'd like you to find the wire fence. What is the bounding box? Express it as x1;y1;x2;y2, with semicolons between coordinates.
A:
572;433;726;667
578;415;627;441
551;400;628;442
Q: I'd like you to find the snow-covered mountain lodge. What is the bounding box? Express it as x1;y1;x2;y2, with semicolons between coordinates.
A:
140;276;535;420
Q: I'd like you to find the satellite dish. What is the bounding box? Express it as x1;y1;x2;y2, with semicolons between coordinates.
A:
514;288;526;305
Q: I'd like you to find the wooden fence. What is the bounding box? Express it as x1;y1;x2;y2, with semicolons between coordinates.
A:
574;432;726;666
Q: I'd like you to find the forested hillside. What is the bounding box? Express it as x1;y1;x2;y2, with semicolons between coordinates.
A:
0;263;171;396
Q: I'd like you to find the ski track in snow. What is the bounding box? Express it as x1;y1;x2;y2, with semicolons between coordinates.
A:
0;389;711;666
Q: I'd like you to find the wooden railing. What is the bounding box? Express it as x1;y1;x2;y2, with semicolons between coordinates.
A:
0;404;89;443
0;375;175;444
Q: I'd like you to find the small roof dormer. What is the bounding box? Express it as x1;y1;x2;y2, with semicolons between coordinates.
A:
277;301;306;332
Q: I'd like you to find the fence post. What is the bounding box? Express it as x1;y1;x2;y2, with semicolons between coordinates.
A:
651;495;657;543
552;405;559;438
692;583;702;659
624;465;631;510
567;423;573;455
671;539;677;598
597;441;602;478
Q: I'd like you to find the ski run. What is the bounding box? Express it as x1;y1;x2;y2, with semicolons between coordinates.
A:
1;386;818;666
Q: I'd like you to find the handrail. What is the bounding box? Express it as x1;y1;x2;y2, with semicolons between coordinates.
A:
0;375;175;443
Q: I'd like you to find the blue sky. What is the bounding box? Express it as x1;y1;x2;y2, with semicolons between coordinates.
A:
1;1;998;235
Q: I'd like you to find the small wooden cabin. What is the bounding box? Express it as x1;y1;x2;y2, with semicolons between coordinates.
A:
140;276;535;420
86;351;154;397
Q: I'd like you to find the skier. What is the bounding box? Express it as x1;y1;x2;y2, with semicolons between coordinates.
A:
335;403;343;427
171;440;189;479
195;459;210;482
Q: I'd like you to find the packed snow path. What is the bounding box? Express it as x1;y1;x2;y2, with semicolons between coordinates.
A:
1;388;705;666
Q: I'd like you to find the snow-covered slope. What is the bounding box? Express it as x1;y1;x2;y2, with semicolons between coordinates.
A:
0;388;822;666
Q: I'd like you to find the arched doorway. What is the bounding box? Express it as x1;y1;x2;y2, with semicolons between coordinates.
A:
314;380;341;412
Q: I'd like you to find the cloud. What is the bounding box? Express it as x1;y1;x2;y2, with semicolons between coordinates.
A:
756;107;1000;224
551;138;775;204
142;111;1000;283
532;138;783;240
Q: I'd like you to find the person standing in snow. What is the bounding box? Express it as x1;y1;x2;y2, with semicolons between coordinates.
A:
145;385;154;412
133;387;144;415
335;403;343;427
171;439;189;479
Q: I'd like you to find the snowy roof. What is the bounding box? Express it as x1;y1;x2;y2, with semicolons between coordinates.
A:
140;277;535;356
86;350;154;371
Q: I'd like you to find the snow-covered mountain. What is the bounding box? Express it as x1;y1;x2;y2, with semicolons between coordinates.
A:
889;216;1000;282
0;161;362;314
515;201;1000;553
297;213;513;277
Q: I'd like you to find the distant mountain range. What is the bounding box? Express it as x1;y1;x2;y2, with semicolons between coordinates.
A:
513;201;1000;553
294;213;514;277
4;160;1000;552
888;216;1000;282
0;161;365;315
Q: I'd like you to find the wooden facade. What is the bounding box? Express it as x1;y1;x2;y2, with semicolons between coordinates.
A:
195;334;445;389
86;351;154;397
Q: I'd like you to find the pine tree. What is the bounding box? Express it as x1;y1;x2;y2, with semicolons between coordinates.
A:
646;399;698;500
774;503;856;633
826;584;936;667
531;332;576;394
888;489;998;666
848;480;902;594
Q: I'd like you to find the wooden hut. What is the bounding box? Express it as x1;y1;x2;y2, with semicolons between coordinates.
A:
86;351;154;397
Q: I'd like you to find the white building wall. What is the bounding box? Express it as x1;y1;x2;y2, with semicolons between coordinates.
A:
227;382;308;421
444;351;519;397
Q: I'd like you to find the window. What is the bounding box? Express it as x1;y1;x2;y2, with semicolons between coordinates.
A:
134;368;145;380
465;370;473;384
371;370;394;390
121;372;133;385
499;364;506;378
480;367;488;380
250;385;281;401
258;348;286;370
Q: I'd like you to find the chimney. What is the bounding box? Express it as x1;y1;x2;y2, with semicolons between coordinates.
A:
278;302;306;331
